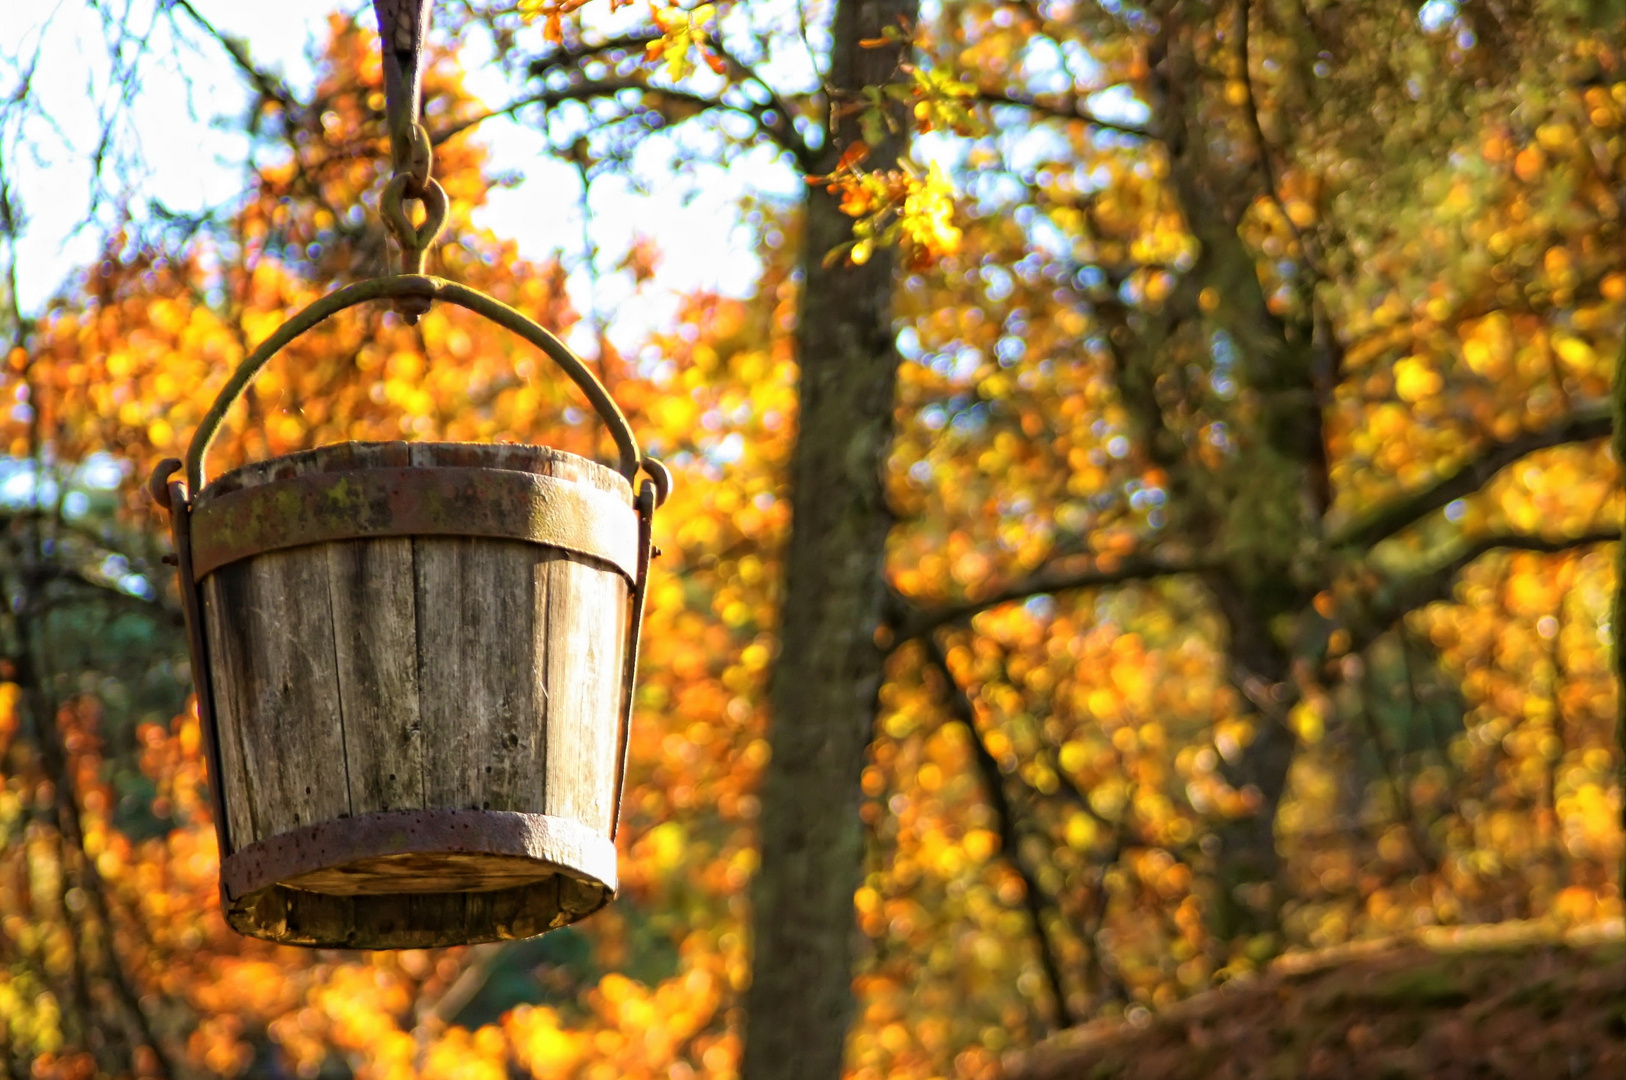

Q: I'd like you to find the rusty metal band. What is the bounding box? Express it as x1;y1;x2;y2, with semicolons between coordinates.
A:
609;480;656;842
185;275;644;492
166;483;236;893
219;808;617;901
188;466;640;582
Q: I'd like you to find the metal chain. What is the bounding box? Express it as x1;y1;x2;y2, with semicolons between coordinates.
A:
380;124;447;274
373;1;444;320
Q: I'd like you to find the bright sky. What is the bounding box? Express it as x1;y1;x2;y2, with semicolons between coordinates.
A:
5;0;801;351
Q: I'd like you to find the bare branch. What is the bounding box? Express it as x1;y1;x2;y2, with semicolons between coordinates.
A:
435;78;682;140
441;32;815;170
922;637;1074;1031
412;941;505;1041
1235;0;1321;277
435;79;815;168
1330;403;1612;550
523;31;664;80
706;35;817;171
162;0;301;112
8;553;183;1077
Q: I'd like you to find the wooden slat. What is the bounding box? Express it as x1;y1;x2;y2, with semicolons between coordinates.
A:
202;547;351;839
202;574;258;850
543;555;626;836
412;441;549;814
543;446;632;837
320;420;422;820
328;536;424;814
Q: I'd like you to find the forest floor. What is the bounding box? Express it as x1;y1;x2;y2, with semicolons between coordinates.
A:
1009;919;1626;1080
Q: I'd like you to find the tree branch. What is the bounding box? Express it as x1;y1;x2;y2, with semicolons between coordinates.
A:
162;0;301;113
705;36;817;171
895;554;1212;641
434;78;814;168
1329;403;1612;550
1235;0;1321;277
434;78;688;139
523;31;665;80
10;555;183;1077
977;88;1154;139
922;637;1074;1031
411;941;505;1060
1350;529;1620;654
442;33;815;172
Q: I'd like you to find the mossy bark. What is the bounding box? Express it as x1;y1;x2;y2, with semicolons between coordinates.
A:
1150;15;1330;944
1613;322;1626;893
739;1;916;1077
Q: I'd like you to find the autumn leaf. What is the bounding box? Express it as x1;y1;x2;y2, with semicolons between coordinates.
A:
645;2;724;83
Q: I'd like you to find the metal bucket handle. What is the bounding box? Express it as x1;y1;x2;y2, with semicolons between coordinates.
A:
184;273;666;499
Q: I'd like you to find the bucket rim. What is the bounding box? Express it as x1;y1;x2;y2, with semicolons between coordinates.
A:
195;439;634;502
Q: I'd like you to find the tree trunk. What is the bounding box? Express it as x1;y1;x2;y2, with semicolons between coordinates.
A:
740;0;915;1076
1151;12;1325;946
1613;299;1626;893
1203;578;1301;943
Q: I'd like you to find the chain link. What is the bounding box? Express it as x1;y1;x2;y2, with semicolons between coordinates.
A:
373;1;442;321
394;118;434;196
380;119;447;290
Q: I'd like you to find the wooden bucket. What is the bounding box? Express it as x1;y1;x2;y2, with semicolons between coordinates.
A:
150;277;666;948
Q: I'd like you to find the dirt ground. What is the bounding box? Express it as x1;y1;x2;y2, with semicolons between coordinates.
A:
1009;921;1626;1080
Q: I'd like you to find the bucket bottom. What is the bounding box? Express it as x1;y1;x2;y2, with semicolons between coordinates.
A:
218;808;616;948
226;872;609;948
284;850;573;895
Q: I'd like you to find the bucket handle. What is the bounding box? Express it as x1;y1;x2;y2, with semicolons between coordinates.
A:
185;274;655;493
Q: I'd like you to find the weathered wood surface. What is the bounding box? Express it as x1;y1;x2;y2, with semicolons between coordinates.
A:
328;534;423;814
204;546;352;838
545;550;628;836
324;443;426;817
194;441;633;946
